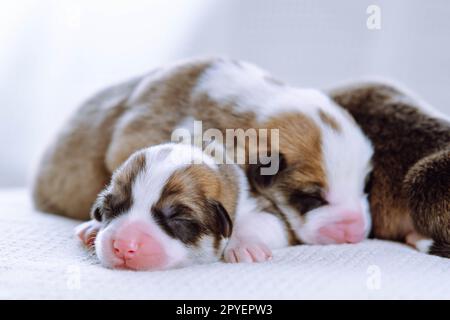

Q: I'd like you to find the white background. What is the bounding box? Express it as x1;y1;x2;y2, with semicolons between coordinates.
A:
1;0;449;187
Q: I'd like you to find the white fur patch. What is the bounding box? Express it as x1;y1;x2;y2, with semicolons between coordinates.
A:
319;111;373;206
194;58;335;122
415;239;434;253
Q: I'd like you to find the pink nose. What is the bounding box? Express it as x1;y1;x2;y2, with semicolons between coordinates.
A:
318;212;366;244
113;239;140;259
111;222;166;270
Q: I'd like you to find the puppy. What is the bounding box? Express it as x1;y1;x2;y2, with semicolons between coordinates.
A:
35;57;373;247
331;81;450;257
76;143;289;270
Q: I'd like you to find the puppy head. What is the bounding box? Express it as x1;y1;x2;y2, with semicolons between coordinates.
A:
248;105;373;245
92;143;233;270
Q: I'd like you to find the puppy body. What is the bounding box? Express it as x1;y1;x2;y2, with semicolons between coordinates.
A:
77;143;289;270
330;81;450;257
35;57;373;246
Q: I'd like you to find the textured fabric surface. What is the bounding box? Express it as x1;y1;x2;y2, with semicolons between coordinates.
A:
0;189;449;299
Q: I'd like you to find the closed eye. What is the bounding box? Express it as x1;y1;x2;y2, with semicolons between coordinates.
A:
164;204;194;221
152;204;203;245
100;193;131;220
289;191;328;215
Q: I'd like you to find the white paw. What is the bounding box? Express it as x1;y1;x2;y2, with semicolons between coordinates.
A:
224;241;272;263
406;232;433;253
75;220;101;248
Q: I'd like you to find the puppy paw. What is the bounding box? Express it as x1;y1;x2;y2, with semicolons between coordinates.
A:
75;220;101;248
224;241;272;263
406;232;434;253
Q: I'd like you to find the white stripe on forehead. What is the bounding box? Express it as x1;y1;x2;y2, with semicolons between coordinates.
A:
319;115;373;206
130;144;218;218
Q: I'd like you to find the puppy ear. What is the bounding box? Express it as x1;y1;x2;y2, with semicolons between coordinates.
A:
207;200;233;238
247;152;287;189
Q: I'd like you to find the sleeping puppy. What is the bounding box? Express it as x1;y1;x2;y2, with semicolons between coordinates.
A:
76;143;289;270
330;81;450;258
35;57;373;247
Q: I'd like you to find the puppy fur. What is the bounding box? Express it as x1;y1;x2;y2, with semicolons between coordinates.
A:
34;57;373;246
330;81;450;257
77;143;289;269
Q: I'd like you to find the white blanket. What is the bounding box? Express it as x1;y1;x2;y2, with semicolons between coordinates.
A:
0;189;449;299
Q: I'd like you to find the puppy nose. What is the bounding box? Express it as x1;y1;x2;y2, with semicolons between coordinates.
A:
113;240;140;259
318;211;365;244
110;221;166;270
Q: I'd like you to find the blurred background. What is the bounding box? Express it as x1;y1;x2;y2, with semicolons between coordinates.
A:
1;0;449;187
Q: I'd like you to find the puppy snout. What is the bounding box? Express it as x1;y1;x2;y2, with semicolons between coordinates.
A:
111;222;166;270
318;211;365;244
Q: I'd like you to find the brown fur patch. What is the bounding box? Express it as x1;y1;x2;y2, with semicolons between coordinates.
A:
161;165;222;205
318;109;341;132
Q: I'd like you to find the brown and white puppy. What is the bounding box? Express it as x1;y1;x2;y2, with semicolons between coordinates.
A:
34;57;373;247
76;143;289;270
330;81;450;258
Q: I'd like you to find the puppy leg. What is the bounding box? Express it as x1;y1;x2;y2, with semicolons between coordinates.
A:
224;211;289;263
405;232;450;257
404;148;450;258
75;219;102;248
405;232;434;253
